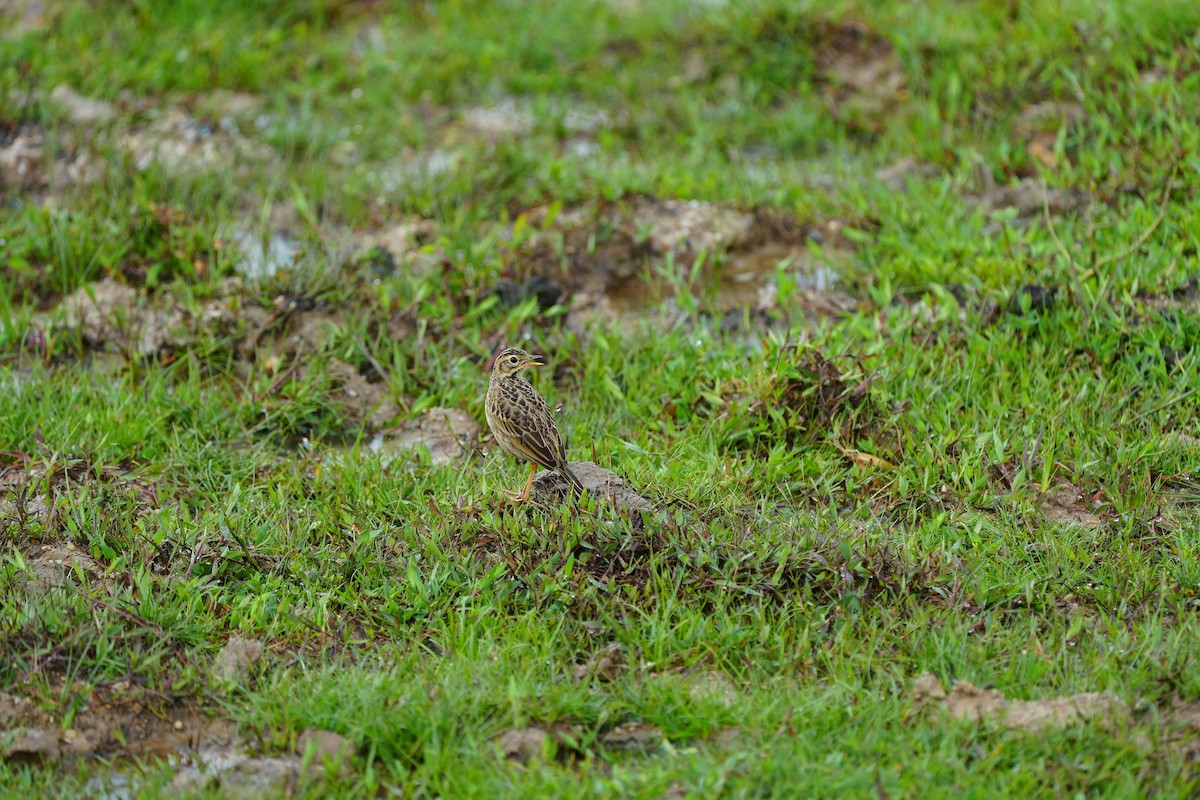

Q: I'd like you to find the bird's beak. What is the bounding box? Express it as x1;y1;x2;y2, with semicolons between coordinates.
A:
522;354;545;368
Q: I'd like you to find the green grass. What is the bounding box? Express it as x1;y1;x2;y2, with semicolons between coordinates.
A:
2;0;1199;797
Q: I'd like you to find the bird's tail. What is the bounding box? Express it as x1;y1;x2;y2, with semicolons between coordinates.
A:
560;464;585;498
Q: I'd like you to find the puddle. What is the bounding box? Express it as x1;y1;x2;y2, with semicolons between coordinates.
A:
461;97;617;140
374;147;464;192
229;228;300;279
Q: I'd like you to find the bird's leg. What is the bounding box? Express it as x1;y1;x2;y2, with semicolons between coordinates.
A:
520;462;537;502
504;463;538;503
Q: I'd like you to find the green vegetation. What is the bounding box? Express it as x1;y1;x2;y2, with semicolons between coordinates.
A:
1;0;1198;796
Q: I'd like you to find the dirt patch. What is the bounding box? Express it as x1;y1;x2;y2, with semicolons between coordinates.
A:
0;685;239;766
1136;275;1199;313
911;673;1130;731
1;455;160;552
875;157;943;191
41;276;366;364
168;749;308;797
814;20;907;129
3;683;353;793
48;277;278;360
0;127;42;190
58;279;187;357
0;123;103;194
48;84;116;127
20;542;109;594
368;407;479;467
460;97;617;143
969;175;1091;220
516;197;853;326
5;87;275;197
1039;484;1104;529
495;720;665;764
353;217;439;274
327;359;404;428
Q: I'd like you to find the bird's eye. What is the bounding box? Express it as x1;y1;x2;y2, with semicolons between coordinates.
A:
509;356;519;364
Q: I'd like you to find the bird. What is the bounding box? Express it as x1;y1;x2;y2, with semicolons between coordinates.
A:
485;346;584;502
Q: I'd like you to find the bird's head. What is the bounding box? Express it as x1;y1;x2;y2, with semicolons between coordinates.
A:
490;347;544;378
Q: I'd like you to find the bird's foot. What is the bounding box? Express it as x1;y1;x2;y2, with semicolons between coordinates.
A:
503;488;531;503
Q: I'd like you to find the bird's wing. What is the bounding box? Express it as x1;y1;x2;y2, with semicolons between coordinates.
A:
491;388;567;471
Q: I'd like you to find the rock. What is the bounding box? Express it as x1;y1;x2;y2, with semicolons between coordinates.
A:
296;729;354;770
211;636;264;685
2;727;61;766
531;461;656;513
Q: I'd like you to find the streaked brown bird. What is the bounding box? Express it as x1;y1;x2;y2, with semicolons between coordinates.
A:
485;346;583;502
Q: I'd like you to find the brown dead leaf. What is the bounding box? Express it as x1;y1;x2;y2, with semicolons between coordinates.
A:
835;443;895;470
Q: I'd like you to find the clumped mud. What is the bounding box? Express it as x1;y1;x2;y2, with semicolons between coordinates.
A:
720;341;899;471
911;673;1130;732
